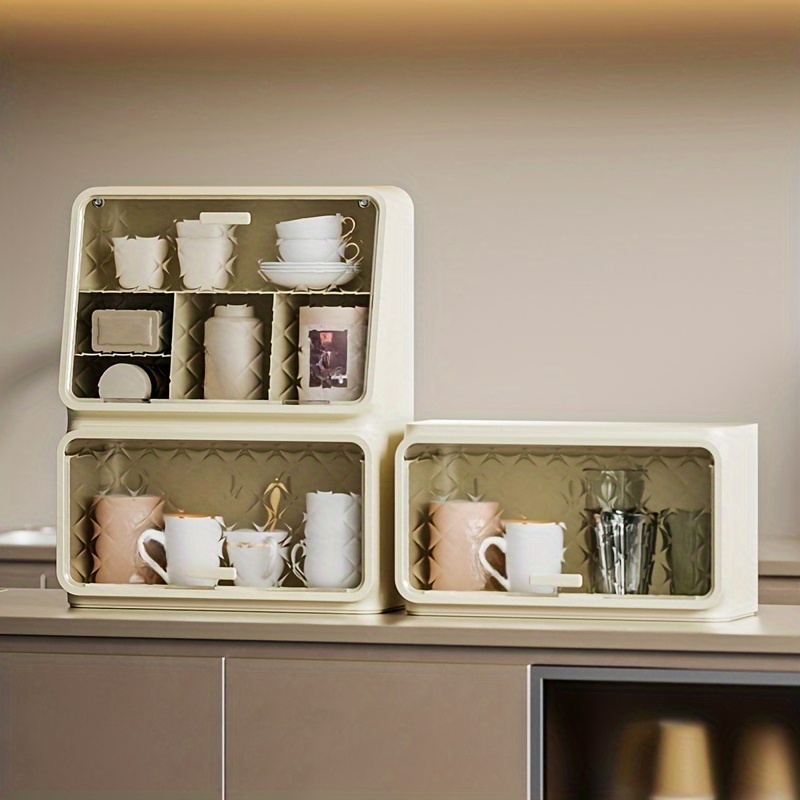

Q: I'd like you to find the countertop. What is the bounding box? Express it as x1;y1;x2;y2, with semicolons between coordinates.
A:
0;589;798;655
759;539;800;577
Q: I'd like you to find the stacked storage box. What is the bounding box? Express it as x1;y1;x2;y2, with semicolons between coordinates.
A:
58;186;414;612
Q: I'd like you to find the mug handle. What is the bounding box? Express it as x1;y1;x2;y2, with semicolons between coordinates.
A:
478;536;509;591
341;216;356;238
290;541;307;585
343;241;360;262
137;529;169;584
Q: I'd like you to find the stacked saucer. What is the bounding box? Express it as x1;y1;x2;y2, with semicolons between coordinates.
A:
259;213;360;290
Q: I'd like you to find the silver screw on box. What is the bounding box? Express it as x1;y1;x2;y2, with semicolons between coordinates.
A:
92;198;104;208
358;198;370;208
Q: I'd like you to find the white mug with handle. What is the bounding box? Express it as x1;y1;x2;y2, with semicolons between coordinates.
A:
137;514;236;587
479;521;567;595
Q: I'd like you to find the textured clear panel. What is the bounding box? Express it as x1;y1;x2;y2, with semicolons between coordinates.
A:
80;197;377;293
405;444;714;597
67;438;365;586
268;295;370;403
170;294;274;400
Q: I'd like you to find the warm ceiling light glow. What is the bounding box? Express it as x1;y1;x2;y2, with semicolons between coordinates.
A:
1;0;798;58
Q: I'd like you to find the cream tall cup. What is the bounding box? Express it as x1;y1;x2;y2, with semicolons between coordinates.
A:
651;720;716;800
731;723;799;800
137;514;235;587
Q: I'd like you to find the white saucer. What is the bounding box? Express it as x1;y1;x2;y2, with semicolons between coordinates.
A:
258;262;360;291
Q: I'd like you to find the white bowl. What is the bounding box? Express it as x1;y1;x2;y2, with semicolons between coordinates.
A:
277;238;346;264
275;214;354;240
259;264;359;291
177;220;233;238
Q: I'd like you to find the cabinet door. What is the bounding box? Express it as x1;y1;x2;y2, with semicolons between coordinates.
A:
226;658;528;800
0;653;222;800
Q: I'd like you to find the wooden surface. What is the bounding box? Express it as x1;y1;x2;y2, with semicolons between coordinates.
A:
0;589;798;655
0;652;222;800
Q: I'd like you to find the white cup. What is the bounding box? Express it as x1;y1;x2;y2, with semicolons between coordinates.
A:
112;236;169;290
177;237;234;289
277;238;360;264
137;514;236;587
176;220;233;239
479;521;566;595
290;537;361;589
225;529;290;588
275;214;356;240
304;492;362;541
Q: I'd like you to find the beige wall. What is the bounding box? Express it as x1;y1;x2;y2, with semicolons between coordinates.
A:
0;38;798;541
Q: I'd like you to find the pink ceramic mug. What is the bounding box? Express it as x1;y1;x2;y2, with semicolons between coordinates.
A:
92;494;165;584
428;500;502;591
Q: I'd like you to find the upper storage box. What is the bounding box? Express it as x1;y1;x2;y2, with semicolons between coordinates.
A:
396;421;758;622
60;187;413;419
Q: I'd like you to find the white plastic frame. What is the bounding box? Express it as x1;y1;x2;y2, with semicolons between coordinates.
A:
58;421;400;613
395;420;758;622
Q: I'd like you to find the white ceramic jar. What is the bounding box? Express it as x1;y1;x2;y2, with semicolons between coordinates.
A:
204;305;264;400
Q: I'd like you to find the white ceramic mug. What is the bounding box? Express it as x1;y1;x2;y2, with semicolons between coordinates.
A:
275;214;356;240
225;529;290;588
479;521;566;595
177;237;234;290
112;236;169;290
137;514;236;587
290;537;361;589
277;238;360;264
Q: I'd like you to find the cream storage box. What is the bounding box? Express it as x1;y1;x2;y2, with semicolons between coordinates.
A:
60;186;413;421
57;186;413;612
396;420;758;622
58;420;398;613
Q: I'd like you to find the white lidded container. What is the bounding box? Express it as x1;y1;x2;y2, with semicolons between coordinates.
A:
396;420;758;622
204;304;264;400
60;185;413;419
57;186;413;613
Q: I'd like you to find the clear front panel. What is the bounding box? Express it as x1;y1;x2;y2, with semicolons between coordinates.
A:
66;437;365;593
405;443;714;599
70;195;375;405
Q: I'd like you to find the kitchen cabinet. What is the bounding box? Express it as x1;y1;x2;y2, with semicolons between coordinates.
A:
0;591;798;800
225;658;528;800
0;653;223;800
0;560;57;588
